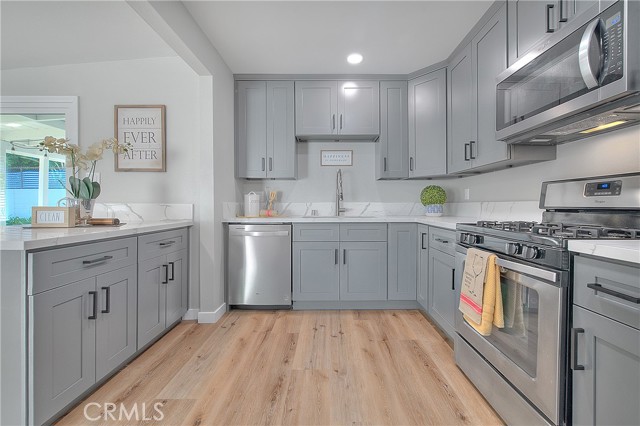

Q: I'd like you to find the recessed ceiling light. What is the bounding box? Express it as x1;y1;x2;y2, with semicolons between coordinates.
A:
347;53;363;65
5;123;22;128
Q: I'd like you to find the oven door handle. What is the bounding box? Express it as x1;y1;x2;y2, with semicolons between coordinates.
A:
495;257;558;283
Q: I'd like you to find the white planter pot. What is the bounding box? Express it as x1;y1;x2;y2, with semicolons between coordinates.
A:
424;204;444;217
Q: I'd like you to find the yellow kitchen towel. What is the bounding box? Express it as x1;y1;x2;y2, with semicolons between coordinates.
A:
463;254;505;336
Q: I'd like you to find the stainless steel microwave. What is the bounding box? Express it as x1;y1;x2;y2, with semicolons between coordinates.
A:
496;0;640;144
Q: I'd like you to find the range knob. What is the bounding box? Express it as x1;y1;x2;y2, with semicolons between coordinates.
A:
506;242;522;255
521;245;541;260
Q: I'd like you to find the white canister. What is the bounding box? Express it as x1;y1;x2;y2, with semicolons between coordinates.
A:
244;192;261;217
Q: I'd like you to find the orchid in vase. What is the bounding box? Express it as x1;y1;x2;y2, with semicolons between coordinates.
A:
40;136;131;220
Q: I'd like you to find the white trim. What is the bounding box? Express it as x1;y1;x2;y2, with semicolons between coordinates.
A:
197;303;226;323
182;308;199;321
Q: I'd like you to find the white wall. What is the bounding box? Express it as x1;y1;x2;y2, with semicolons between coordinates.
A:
243;126;640;204
1;56;204;309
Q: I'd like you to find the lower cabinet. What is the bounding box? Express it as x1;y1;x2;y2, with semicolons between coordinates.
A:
293;242;340;301
572;305;640;426
138;248;188;349
416;225;429;310
388;224;417;300
30;264;137;426
427;228;458;339
340;242;388;301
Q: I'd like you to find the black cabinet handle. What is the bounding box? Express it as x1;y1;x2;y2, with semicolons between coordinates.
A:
587;283;640;304
332;114;336;130
451;269;456;291
334;249;338;265
571;328;585;370
343;249;347;265
88;291;98;320
559;0;567;22
269;157;273;171
409;157;414;171
464;143;470;161
546;4;555;33
383;157;387;172
162;264;169;284
101;286;111;314
169;261;175;281
159;240;176;247
421;233;427;250
469;141;476;159
83;255;113;265
262;158;266;171
340;114;343;130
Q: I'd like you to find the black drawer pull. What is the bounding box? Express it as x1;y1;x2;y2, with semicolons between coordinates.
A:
169;262;175;281
421;233;427;250
451;269;456;291
464;143;470;161
334;249;338;265
587;283;640;304
101;286;111;314
469;141;476;160
83;255;113;265
159;240;176;247
571;328;585;371
546;4;555;33
434;238;450;244
88;291;98;320
343;249;347;265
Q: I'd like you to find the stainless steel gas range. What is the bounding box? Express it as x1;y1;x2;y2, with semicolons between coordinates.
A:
453;173;640;426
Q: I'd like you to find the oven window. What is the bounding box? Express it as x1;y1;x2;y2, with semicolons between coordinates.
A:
484;271;539;377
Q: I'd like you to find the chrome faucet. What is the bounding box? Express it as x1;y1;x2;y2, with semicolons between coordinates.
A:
336;169;346;216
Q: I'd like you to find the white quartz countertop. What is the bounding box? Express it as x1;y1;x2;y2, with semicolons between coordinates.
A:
223;215;478;230
0;220;194;251
569;240;640;265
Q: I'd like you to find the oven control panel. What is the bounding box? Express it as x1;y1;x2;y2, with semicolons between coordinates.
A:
584;180;622;197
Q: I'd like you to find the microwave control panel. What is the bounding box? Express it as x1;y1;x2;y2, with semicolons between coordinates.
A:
584;180;623;197
601;3;624;85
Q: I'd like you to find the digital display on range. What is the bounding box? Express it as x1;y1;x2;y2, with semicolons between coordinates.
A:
584;180;622;196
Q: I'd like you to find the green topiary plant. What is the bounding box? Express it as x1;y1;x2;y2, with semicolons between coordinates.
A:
420;185;447;205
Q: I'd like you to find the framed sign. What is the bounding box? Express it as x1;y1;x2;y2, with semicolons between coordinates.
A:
321;150;353;166
31;207;76;228
114;105;166;172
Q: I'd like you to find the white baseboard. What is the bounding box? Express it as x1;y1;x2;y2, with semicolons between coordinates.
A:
182;308;199;321
197;303;226;323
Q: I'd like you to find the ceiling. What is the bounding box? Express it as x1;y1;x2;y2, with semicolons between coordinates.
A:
183;1;494;74
1;1;493;75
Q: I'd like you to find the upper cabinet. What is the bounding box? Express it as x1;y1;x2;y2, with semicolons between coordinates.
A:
236;80;296;179
408;69;447;178
448;4;556;174
377;81;409;179
507;0;599;66
295;80;380;141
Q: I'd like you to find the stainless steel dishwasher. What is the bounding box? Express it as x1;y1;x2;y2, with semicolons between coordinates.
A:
227;224;292;308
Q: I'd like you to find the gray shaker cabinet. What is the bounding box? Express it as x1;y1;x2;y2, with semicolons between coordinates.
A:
416;225;429;310
165;249;189;327
408;68;447;177
572;305;640;426
293;242;340;301
295;80;379;138
31;278;97;426
95;264;137;381
236;80;296;179
428;230;457;339
340;242;388;301
388;224;417;300
447;43;473;174
377;81;409;179
137;255;167;349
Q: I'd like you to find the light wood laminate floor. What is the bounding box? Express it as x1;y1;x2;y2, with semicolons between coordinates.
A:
57;310;503;425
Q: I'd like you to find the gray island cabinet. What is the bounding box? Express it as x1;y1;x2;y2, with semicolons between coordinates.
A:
0;225;190;426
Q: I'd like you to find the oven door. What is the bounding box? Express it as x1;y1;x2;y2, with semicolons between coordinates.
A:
455;245;567;424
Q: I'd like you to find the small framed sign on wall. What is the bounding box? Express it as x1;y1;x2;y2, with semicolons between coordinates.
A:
321;150;353;166
114;105;166;172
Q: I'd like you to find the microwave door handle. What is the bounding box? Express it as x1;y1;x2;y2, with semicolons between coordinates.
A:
578;18;603;89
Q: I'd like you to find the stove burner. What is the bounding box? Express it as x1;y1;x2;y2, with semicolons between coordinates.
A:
476;220;536;232
473;221;640;240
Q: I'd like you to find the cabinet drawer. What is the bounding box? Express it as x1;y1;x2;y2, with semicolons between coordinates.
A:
429;227;456;255
340;223;387;242
29;237;137;295
293;224;340;242
138;228;189;261
573;255;639;329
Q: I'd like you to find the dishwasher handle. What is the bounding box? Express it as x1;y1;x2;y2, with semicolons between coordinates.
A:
230;230;290;237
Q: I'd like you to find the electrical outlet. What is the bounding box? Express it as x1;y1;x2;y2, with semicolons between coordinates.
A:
464;188;470;200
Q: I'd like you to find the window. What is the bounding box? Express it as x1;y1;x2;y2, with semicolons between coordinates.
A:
0;97;78;225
